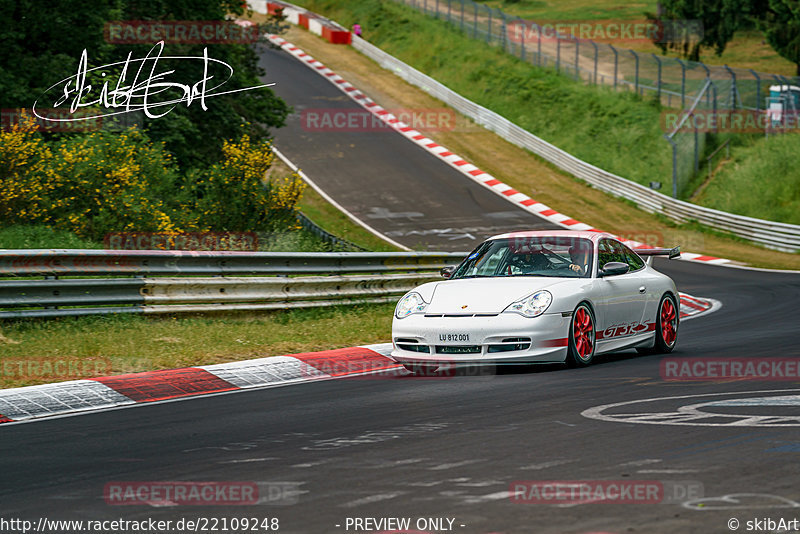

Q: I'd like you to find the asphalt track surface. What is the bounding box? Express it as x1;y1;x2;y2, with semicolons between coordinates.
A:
3;261;800;534
3;45;800;534
257;44;560;251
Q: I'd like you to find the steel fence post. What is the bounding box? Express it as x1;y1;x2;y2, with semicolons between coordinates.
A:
487;6;492;43
610;44;618;88
749;69;761;111
723;64;737;110
653;53;662;100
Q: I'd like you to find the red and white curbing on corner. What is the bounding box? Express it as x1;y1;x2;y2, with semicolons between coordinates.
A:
0;295;717;426
264;33;733;267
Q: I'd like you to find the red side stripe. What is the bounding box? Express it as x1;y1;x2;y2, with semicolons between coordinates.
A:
92;369;238;403
484;179;501;186
412;134;426;140
292;347;399;377
0;414;13;424
561;219;580;226
693;255;719;262
453;160;468;166
520;199;537;206
468;169;484;176
540;209;558;216
439;151;453;157
541;338;568;348
502;189;520;196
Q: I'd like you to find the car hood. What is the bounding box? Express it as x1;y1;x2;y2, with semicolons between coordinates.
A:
425;277;578;314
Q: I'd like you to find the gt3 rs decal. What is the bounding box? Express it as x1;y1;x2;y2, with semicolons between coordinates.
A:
597;322;656;340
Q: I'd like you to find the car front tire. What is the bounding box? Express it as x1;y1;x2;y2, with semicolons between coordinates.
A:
566;302;596;367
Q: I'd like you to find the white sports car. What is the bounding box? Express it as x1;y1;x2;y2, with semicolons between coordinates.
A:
391;231;680;372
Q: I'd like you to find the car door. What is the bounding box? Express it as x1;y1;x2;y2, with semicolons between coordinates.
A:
596;239;648;348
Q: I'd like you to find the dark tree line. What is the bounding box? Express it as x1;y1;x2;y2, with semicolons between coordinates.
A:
0;0;290;169
649;0;800;74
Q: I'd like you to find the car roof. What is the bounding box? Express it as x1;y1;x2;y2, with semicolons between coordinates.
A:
488;230;615;242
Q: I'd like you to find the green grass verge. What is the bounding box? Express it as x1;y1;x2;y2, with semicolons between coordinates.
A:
0;304;395;389
0;226;103;249
695;134;800;225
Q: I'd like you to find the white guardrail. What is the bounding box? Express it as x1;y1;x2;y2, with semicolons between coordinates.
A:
347;36;800;253
0;250;465;318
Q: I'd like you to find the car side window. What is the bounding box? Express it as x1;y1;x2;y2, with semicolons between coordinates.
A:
622;244;645;271
598;239;626;270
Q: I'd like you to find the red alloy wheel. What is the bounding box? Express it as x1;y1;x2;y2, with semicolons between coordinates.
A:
573;306;594;361
660;298;677;347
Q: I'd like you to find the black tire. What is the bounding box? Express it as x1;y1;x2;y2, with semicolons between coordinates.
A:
566;303;596;367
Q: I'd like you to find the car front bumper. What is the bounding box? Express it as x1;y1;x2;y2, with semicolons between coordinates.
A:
391;312;570;365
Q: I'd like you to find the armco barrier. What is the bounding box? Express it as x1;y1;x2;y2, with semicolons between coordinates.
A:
0;250;464;318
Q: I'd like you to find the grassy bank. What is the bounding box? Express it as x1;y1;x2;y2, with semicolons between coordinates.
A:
695;134;800;225
0;304;395;389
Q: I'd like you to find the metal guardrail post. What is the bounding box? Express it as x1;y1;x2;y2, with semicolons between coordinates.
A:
676;59;686;109
574;38;580;80
590;41;598;84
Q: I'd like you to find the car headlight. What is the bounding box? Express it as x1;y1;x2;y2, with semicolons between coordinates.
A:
504;290;552;318
395;292;428;319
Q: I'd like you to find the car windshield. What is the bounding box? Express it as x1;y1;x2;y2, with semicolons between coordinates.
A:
451;236;594;279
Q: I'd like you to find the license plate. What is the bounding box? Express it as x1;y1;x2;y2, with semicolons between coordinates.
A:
438;333;470;342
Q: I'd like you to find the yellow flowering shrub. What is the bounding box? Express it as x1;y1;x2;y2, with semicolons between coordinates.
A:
1;114;305;241
189;134;305;232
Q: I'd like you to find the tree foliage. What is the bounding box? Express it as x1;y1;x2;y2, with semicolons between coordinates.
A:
0;0;290;169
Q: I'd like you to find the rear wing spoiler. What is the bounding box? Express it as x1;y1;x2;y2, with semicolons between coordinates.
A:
635;246;681;264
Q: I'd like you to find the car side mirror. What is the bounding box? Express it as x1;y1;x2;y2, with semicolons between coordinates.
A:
440;266;455;279
599;262;630;277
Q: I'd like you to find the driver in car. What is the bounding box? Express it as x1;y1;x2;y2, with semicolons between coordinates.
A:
568;245;591;275
508;248;549;274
